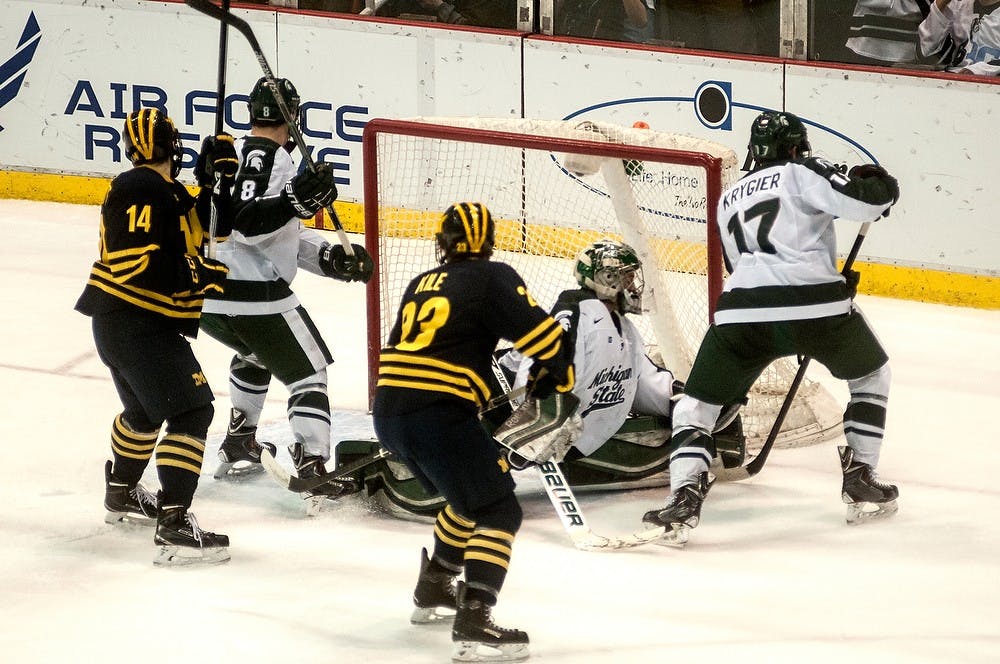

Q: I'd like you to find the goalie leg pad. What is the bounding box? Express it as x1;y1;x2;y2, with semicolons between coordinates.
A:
493;392;581;466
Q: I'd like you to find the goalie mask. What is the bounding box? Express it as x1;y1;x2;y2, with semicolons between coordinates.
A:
248;77;300;126
122;108;183;178
744;111;811;171
435;202;495;264
574;239;644;314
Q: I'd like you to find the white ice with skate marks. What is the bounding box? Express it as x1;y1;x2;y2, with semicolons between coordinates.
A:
2;200;1000;663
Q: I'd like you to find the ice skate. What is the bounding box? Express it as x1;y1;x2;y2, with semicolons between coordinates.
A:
451;583;529;663
103;460;158;525
411;547;458;624
641;472;713;547
213;409;277;480
839;446;898;524
290;443;349;515
153;502;230;567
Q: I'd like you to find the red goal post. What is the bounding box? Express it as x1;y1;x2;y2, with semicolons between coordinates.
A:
361;117;841;452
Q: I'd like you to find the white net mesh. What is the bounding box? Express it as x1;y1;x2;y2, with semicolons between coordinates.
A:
365;117;841;452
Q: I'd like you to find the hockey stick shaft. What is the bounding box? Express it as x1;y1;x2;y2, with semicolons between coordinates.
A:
204;0;230;259
721;221;874;481
184;0;355;257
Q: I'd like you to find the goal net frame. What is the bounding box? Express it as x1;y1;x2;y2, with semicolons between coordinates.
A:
360;117;841;453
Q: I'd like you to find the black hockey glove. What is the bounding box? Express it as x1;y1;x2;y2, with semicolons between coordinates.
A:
182;254;228;295
849;163;899;209
195;134;239;188
526;360;576;401
284;164;337;219
319;243;375;283
844;268;861;299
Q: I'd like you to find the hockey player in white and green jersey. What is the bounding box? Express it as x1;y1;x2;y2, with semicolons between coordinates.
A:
642;110;901;546
200;77;373;500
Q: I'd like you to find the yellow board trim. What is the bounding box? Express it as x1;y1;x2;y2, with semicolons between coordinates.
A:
3;171;997;309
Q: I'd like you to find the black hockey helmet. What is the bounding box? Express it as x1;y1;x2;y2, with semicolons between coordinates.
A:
435;202;495;264
248;77;300;126
745;111;811;170
122;107;183;178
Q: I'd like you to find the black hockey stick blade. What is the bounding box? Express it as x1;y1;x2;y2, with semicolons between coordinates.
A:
259;447;391;493
183;0;355;255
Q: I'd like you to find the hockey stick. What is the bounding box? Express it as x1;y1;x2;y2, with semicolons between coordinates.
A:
715;220;874;482
259;447;391;494
183;0;356;258
537;460;663;551
204;0;230;259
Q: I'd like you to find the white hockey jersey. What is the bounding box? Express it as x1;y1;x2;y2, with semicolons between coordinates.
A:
202;136;330;316
513;290;674;456
846;0;930;63
714;158;893;325
920;0;1000;76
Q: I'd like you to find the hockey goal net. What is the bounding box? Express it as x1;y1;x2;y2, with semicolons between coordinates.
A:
361;117;841;454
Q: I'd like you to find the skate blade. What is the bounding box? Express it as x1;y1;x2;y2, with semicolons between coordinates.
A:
846;499;898;525
452;641;529;663
651;523;690;548
153;544;231;567
410;605;456;624
104;510;155;527
213;460;266;480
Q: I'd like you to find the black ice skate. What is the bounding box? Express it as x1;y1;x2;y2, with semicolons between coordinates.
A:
213;409;277;480
411;547;458;624
839;446;899;524
641;472;714;547
153;502;230;567
451;583;529;663
290;443;349;516
104;460;158;525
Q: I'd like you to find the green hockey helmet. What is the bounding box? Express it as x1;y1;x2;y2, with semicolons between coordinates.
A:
248;77;300;126
574;239;644;314
746;111;811;169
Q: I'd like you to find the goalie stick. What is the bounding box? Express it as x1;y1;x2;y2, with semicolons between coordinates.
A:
183;0;356;258
714;220;874;482
259;447;391;494
537;459;663;551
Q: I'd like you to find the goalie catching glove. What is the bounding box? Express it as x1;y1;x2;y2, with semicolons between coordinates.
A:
493;392;582;468
320;243;374;283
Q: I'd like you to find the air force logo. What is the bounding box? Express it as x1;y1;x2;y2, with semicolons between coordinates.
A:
0;12;41;133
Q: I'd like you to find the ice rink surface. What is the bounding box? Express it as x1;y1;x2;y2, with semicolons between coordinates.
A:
2;199;998;663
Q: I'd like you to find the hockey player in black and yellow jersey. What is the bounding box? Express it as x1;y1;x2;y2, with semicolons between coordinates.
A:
372;202;575;663
75;108;235;566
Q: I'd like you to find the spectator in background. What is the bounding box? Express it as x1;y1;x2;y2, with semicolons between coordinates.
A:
919;0;1000;76
556;0;653;43
375;0;517;29
298;0;363;12
844;0;955;67
664;0;778;56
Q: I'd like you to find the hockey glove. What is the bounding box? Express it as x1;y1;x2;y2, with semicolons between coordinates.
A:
182;254;228;295
844;268;861;299
494;392;582;468
195;134;239;188
849;163;900;208
284;164;337;219
320;243;375;283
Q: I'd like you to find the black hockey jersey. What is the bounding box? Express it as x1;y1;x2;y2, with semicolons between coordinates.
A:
75;166;217;337
374;259;570;414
